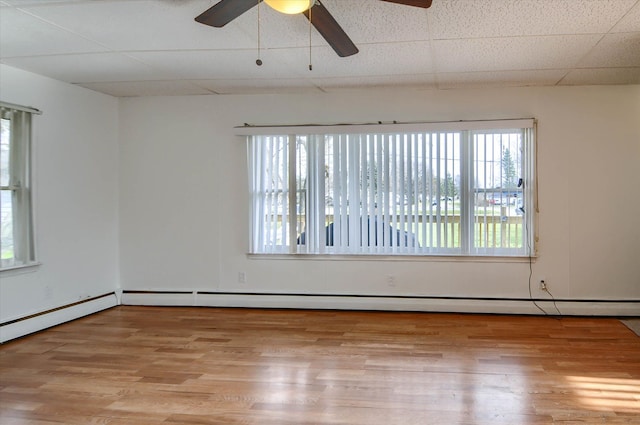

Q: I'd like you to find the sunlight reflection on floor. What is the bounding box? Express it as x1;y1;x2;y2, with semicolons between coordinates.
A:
566;376;640;414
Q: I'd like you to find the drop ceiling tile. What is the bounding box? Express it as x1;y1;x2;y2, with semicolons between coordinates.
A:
128;43;428;82
81;40;434;85
19;0;257;52
315;74;436;92
436;70;567;89
611;2;640;32
196;78;323;95
1;52;167;83
578;33;640;68
298;41;434;78
76;80;214;97
432;35;602;73
429;0;637;39
0;7;108;57
127;48;308;80
560;67;640;85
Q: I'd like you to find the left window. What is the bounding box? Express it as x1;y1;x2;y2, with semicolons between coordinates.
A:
1;103;36;270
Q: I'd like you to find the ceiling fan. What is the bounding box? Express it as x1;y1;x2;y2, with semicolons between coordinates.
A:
195;0;432;58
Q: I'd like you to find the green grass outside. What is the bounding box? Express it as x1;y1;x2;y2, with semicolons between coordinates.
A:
1;248;14;260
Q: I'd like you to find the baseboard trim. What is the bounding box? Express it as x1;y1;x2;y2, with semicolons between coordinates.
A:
0;293;118;343
3;290;633;343
121;291;640;317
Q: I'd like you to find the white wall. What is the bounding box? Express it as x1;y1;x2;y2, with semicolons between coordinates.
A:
2;64;635;326
0;65;119;323
118;86;640;311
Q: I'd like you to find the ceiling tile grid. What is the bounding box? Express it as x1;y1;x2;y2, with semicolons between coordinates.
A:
11;0;257;51
578;32;640;67
561;67;640;85
78;80;215;97
1;0;639;97
0;6;109;57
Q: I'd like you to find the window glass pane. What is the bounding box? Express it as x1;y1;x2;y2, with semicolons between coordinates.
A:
324;136;334;244
295;137;307;250
472;131;524;252
0;105;35;269
1;115;16;264
432;132;461;250
250;135;290;253
1;117;9;187
1;190;14;262
265;137;288;250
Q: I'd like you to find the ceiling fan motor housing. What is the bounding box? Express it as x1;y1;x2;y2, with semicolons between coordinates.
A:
264;0;316;15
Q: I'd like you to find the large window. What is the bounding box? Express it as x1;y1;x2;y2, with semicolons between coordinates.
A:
1;103;36;270
246;120;535;257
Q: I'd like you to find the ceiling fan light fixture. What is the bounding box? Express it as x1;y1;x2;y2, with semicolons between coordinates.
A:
264;0;315;15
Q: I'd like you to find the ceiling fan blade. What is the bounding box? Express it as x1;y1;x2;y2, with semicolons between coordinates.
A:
380;0;432;8
303;1;358;58
195;0;262;28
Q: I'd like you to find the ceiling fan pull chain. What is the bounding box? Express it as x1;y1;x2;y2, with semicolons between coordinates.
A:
308;5;313;71
256;0;263;66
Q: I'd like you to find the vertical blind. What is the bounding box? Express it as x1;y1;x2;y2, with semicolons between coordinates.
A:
244;120;535;256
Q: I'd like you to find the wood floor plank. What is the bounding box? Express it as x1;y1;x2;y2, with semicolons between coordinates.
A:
1;306;639;424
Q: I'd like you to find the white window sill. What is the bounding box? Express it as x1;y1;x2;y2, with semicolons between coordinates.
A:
0;262;42;276
247;254;536;263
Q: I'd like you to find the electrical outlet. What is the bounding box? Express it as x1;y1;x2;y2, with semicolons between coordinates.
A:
539;279;547;291
238;272;247;284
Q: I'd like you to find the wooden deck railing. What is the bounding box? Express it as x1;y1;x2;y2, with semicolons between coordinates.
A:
270;207;523;248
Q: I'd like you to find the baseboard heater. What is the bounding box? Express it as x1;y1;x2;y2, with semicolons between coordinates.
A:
121;290;640;317
0;292;118;343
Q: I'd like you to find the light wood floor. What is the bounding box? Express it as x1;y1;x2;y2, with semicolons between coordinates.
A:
1;306;639;424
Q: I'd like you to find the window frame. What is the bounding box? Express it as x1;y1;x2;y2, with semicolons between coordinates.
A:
1;102;38;271
241;119;536;258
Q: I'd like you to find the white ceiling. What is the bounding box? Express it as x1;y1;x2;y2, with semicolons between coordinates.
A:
1;0;639;97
